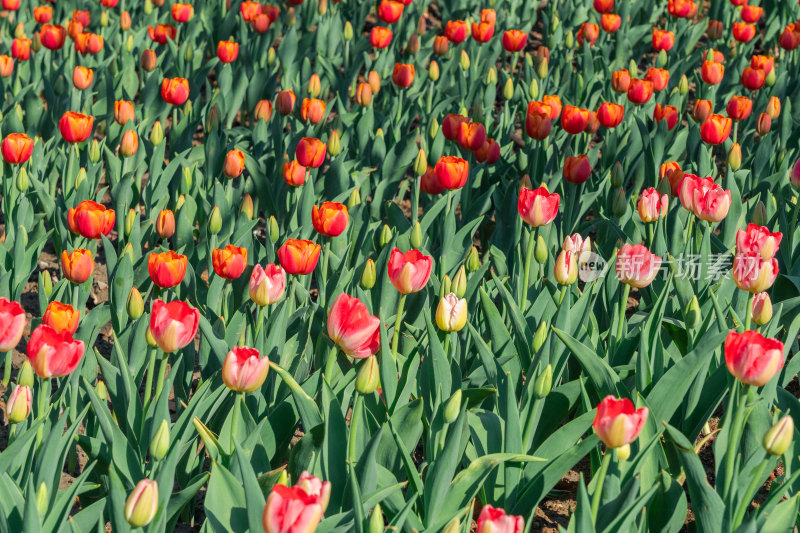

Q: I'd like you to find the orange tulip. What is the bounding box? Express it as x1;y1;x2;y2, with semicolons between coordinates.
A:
295;138;326;168
653;103;678;130
645;68;669;91
156;209;175;239
141;49;157;71
707;20;724;40
11;38;31;60
283;160;306;186
561;106;590;134
756;113;771;136
600;14;621;33
543;95;561;119
766;96;781;120
471;21;494;43
74;32;104;55
119;130;139;157
114;100;135;125
356;83;372;106
444;20;469;43
0;55;13;77
369;26;392;48
750;55;773;74
59;111;94;143
300;98;326;124
40;24;66;50
576;23;599;46
700;114;732;145
61;249;94;284
433;35;449;56
691;99;712;123
312;202;349;237
597;102;624;128
72;66;93;90
732;22;755;43
277;239;321;275
726;96;753;121
67;200;115;239
740;5;762;23
217;40;239;63
701;61;724;85
161;78;189;105
611;69;631;93
148;251;188;288
148;24;176;45
42;301;80;335
651;28;674;51
213;245;248;280
525;102;552;140
254;100;273;122
433;156;469;190
377;0;404;23
1;133;33;165
33;5;52;23
502;30;527;52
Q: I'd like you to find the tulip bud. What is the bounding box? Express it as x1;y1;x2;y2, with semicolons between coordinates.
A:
452;266;467;298
7;385;31;423
503;78;514;100
14;24;25;39
440;275;452;298
348;189;361;208
15;167;28;193
208;206;222;234
765;68;776;87
150;121;164;145
528;78;539;99
176;194;186;211
123;34;134;52
534;235;548;264
100;11;109;26
324;131;340;158
679;75;688;94
267;47;276;66
74;167;87;191
536;58;548;78
466;247;481;272
125;480;158;527
144;0;153;14
121;11;132;31
120;130;138;157
89;140;101;162
355;355;380;394
141;49;157;71
656;50;667;68
460;49;470;70
554;250;578;285
125;208;136;237
615;443;631;461
766;97;781;120
379;224;392;248
286;7;296;25
685;295;701;328
756;113;771;136
360;259;376;289
727;143;741;170
628;59;638;78
268;216;279;243
121;243;134;264
763;415;793;456
406;34;419;54
429;118;439;139
146;327;158;348
318;0;327;15
18;361;34;388
127;287;144;319
552;15;559;31
752;292;772;326
368;504;384;533
532;320;547;352
414;149;427;176
612;188;627;216
486;67;497;86
428;60;439;81
40;271;52;298
343;21;353;41
610;161;624;188
753;201;767;227
442;518;461;533
444;389;462;423
534;364;552;398
410;222;422;249
239;194;254;220
36;482;48;516
149;419;170;460
565;30;574;49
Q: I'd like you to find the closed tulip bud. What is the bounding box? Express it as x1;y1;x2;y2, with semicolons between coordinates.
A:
554;250;578;285
752;292;772;326
444;389;462;423
440;275;451;298
40;271;52;298
74;168;87;191
208;206;222;234
766;97;781;120
763;415;793;456
753;201;767;227
679;74;688;94
460;49;470;70
429;118;439;139
149;419;170;460
146;327;158;348
100;11;109;26
175;195;186;211
267;47;276;65
536;57;548;78
14;23;25;39
765;69;775;87
685;295;701;328
318;0;327;15
503;78;514;99
150;121;164;145
327;130;341;156
757;113;771;136
120;130;138;157
612;188;627;216
344;21;353;41
532;320;547;351
360;259;376;289
369;504;384;533
15;167;28;193
156;209;175;239
125;480;158;527
529;78;539;99
428;60;439;81
414;149;427;176
406;34;419;54
268;216;279;243
125;208;136;237
442;518;460;533
141;49;157;71
615;443;631;461
466;246;481;271
534;364;553;398
628;59;638;77
410;222;423;248
728;143;741;170
144;0;153;14
239;194;254;220
534;235;548;264
355;355;380;394
486;67;497;85
124;34;134;51
286;7;296;25
565;30;574;49
127;287;144;319
121;243;134;264
379;224;392;248
7;384;31;423
18;361;34;388
89;140;101;162
348;189;361;208
657;49;667;68
436;293;467;332
36;483;48;516
452;266;467;298
307;74;321;98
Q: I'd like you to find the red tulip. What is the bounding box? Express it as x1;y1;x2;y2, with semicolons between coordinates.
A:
471;21;494;43
40;24;66;50
312;202;349;237
756;113;772;136
615;243;661;288
576;22;599;46
74;32;103;55
740;67;765;91
327;293;380;358
295;137;326;168
161;77;189;105
276;90;297;115
502;30;527;52
433;156;469;190
637;188;669;222
391;63;415;87
736;224;781;259
442;114;469;141
377;0;404;23
476;505;524;533
1;133;33;164
593;396;648;448
283;159;306;186
518;186;560;227
67;200;115;239
677;174;731;222
300;98;326;124
525;103;552;140
561;106;590;134
0;298;25;352
148;251;187;288
222;346;270;392
212;245;248;280
249;264;286;306
651;28;674;51
740;5;762;22
593;0;614;12
667;0;694;17
780;24;800;51
148;24;176;45
171;2;194;22
707;19;724;40
627;79;654;104
726;96;752;120
27;324;85;378
653;103;678;130
600;14;621;33
750;55;773;74
732;22;756;43
597;102;624;128
11;38;30;60
277;239;321;275
444;20;469;43
645;68;669;91
433;35;449;56
217;40;239;63
59;111;94;143
369;26;392;48
724;330;783;386
701;60;724;85
42;301;80;335
240;0;261;21
421;167;444;195
700;114;732;145
61;249;95;284
387;248;433;294
262;482;327;533
475;138;500;164
563;155;592;184
457;122;486;151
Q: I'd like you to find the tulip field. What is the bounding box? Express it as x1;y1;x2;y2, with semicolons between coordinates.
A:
4;0;800;531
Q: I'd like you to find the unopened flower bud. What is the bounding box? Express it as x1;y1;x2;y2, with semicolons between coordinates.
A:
36;482;48;517
529;78;539;99
763;415;793;456
348;189;361;208
150;121;164;145
429;118;439;139
615;443;631;461
379;224;392;248
18;361;34;388
268;216;279;243
90;140;101;162
685;295;701;328
554;250;578;285
765;68;776;87
16;167;28;193
410;222;423;249
360;259;376;289
442;518;461;533
612;188;627;217
751;292;772;326
628;59;638;77
414;149;427;176
127;287;144;319
241;194;254;220
534;364;552;398
74;167;87;191
369;504;384;533
146;327;158;347
125;479;158;527
657;49;667;68
503;78;514;100
327;129;341;156
124;208;136;237
149;419;170;460
452;266;467;298
536;58;548;78
436;293;467;332
534;235;548;264
460;50;470;70
428;60;439;81
267;47;276;65
6;384;31;423
355;355;380;394
679;74;688;94
565;30;574;49
344;21;353;41
208;206;222;234
443;389;462;423
532;320;547;351
727;143;741;170
753;201;767;227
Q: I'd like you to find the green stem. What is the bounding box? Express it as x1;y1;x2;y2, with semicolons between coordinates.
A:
253;305;267;343
73;284;80;311
230;392;243;448
744;294;753;332
2;351;11;387
521;397;539;451
732;457;769;528
647;223;655;250
722;383;749;502
391;294;407;358
348;393;364;464
153;354;169;403
590;451;613;522
36;377;50;448
558;285;568;306
520;227;536;311
615;284;631;345
142;347;158;411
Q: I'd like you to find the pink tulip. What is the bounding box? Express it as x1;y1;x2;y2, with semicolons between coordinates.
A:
294;472;331;513
387;248;433;294
732;255;778;293
327;294;380;358
6;384;31;423
517;186;560;227
250;264;286;306
222;346;270;393
677;174;731;222
637;187;668;222
615;243;662;288
262;484;325;533
736;223;782;259
592;395;648;448
476;504;524;533
148;300;200;353
562;234;591;254
0;297;25;352
26;324;85;378
724;330;784;386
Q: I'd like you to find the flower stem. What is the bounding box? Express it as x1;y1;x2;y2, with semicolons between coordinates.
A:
1;351;11;387
348;393;364;464
391;294;407;358
615;283;631;346
590;450;613;522
732;457;769;528
520;227;536;311
722;382;749;503
253;305;267;343
153;353;169;403
744;294;753;332
142;347;158;412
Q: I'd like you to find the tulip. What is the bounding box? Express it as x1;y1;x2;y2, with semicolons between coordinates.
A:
576;22;599;46
525;105;551;140
780;24;800;51
312;202;349;237
284;159;306;186
741;67;765;91
678;174;731;222
597;102;624;128
436;293;467;332
355;83;373;106
502;30;527;52
148;251;187;289
732;22;756;42
0;298;25;353
563;155;591;184
766;96;781;120
700;114;732;145
217;40;238;63
141;49;158;71
792;158;800;189
148;24;176;45
6;385;31;423
212;245;248;280
276;90;297;116
667;0;694;17
421;167;444;195
442;114;469;141
645;68;669;91
600;14;621;33
40;24;66;50
262;484;325;533
707;19;723;40
733;255;779;293
296;137;326;168
652;28;674;51
119;130;138;157
433;35;449;56
724;330;783;386
691;99;712;123
611;69;631;93
34;6;52;23
161;77;189;105
171;2;194;22
277;239;321;275
434;156;469;190
240;0;261;21
653;103;678;130
254;99;273;122
561;106;590;134
114;100;135;125
378;0;403;23
474;504;524;533
1;133;33;165
250;264;286;306
27;324;85;378
751;292;772;326
59;111;94;143
387;248;433;294
457;121;486;151
553;250;578;285
61;249;94;284
471;21;494;43
445;20;469;43
369;26;392;48
750;55;773;75
125;480;158;528
221;148;245;178
763;416;793;456
392;63;415;88
367;71;381;95
475;138;500;164
67;200;115;239
518;186;560;227
593;0;614;11
300;98;326;124
637;188;669;222
327;293;380;358
726;96;753;121
627;78;654;104
701;60;724;85
615;243;662;288
736;224;782;259
756;113;771;136
42;301;80;335
11;38;30;61
222;346;270;393
156;209;175;239
593;396;648;448
149;300;200;353
0;55;12;78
